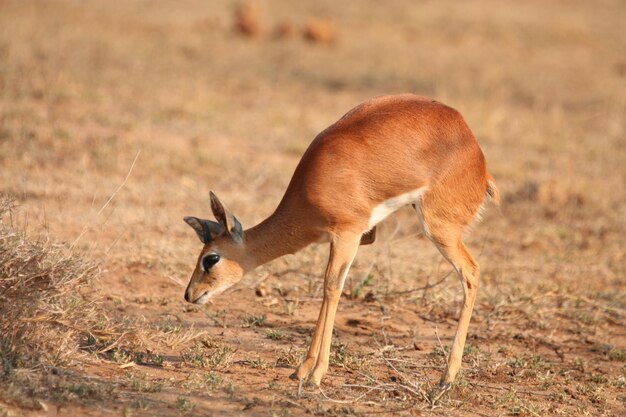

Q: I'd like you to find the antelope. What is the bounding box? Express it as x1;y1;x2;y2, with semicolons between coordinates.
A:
183;94;499;396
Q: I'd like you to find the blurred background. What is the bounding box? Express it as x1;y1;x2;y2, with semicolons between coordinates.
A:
0;0;624;415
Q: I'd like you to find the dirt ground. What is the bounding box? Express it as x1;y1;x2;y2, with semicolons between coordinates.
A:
1;0;625;416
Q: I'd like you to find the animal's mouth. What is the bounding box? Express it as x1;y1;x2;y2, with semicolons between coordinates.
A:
191;284;230;304
192;291;211;304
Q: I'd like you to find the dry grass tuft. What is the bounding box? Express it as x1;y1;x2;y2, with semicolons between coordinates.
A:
0;194;159;411
1;195;98;371
0;195;134;375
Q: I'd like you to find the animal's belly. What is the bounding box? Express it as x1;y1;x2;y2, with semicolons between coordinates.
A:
367;187;427;229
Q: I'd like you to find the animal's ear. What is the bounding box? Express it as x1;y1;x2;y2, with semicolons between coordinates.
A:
183;216;224;244
209;191;244;245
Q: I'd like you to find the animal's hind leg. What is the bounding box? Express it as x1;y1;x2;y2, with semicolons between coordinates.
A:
415;200;481;390
438;241;479;385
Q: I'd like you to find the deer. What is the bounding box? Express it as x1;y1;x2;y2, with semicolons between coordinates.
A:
182;94;499;398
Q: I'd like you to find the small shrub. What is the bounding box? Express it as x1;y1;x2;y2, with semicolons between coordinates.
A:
247;358;269;370
182;342;234;368
176;396;196;413
266;330;286;340
124;372;163;393
330;342;368;371
242;314;267;327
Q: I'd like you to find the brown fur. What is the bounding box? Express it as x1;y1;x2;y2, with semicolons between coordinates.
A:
275;94;492;234
184;94;499;391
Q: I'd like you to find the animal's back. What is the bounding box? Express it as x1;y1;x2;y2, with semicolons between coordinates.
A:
278;94;489;231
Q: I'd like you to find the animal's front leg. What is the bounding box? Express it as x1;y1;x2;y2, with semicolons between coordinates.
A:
307;233;360;386
291;297;328;381
307;287;343;385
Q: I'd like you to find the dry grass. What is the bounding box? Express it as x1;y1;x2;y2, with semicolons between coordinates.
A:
0;195;121;412
0;196;207;413
0;195;103;371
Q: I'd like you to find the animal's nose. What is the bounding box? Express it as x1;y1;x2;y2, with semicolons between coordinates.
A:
184;288;192;303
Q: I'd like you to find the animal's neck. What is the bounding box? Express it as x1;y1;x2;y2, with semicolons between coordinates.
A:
239;206;320;272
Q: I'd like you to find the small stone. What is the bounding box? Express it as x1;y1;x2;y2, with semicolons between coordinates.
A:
303;19;338;45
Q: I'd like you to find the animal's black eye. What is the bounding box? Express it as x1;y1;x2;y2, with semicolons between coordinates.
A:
202;253;220;271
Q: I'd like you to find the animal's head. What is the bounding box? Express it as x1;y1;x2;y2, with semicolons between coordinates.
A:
183;192;245;304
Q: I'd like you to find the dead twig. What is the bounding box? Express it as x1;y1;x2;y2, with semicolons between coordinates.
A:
383;271;453;298
470;382;552;398
319;384;386;404
71;150;141;249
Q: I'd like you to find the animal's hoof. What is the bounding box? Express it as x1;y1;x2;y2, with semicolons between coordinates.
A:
428;381;452;405
307;368;328;387
293;374;318;399
307;376;321;387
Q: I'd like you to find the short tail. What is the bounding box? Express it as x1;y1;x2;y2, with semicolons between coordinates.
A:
486;174;500;205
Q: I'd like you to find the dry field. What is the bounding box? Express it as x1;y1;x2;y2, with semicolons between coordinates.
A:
1;0;625;416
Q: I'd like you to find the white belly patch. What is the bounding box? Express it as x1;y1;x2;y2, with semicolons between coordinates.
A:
367;187;427;229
